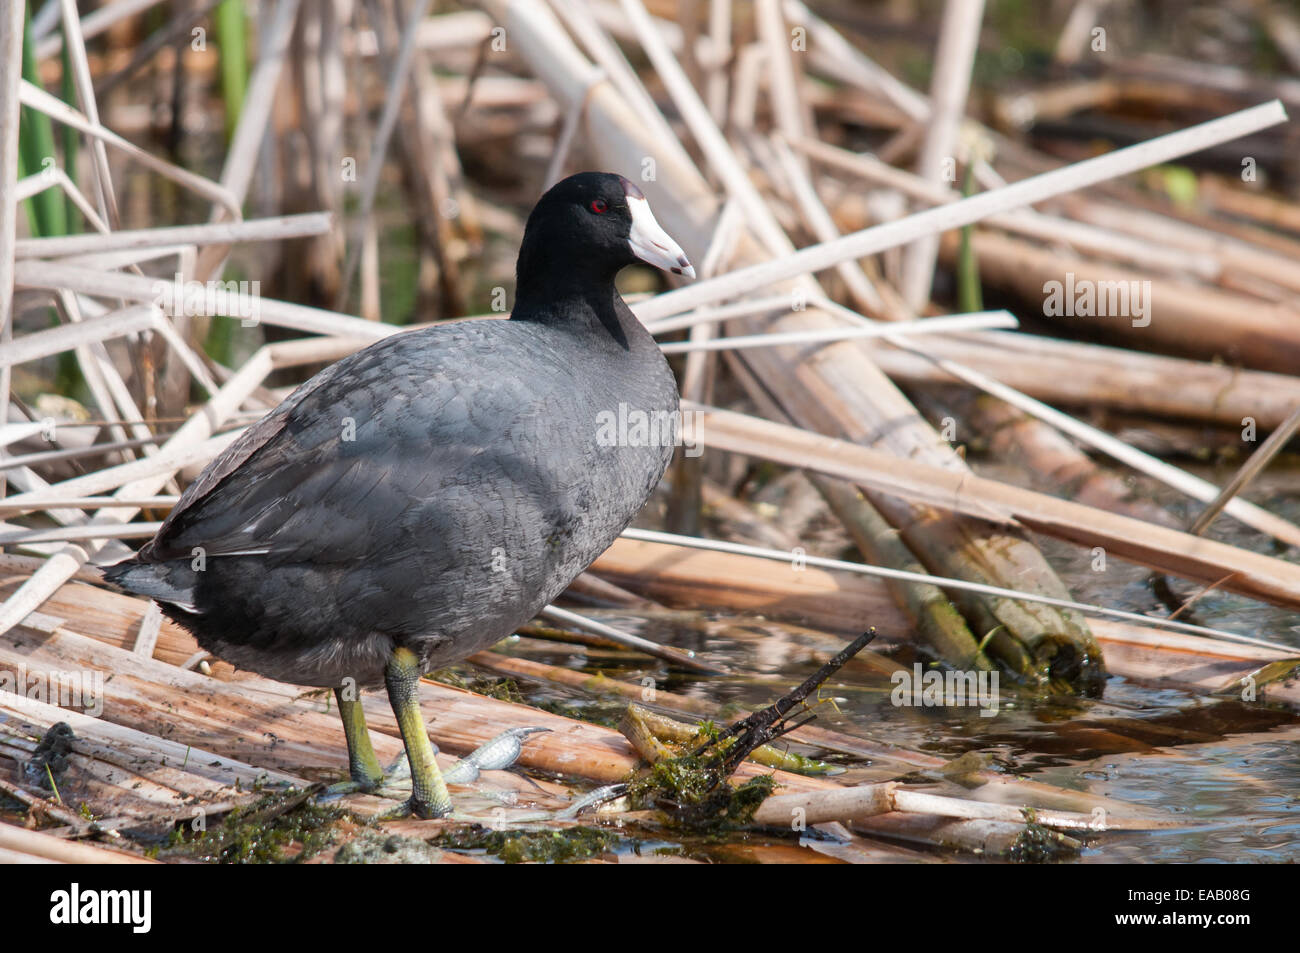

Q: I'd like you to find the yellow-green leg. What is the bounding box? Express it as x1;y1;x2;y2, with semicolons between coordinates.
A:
385;646;451;818
334;688;384;788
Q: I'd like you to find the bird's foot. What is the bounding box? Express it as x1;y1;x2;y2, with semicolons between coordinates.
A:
373;794;452;822
319;751;411;801
319;727;549;811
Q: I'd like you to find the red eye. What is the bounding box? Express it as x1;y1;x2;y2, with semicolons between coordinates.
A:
590;199;608;213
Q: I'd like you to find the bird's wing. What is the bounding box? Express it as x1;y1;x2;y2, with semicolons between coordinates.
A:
141;323;577;565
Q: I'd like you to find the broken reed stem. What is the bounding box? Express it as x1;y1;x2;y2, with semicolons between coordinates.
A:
336;0;433;308
750;783;1186;831
0;822;153;864
20;81;240;218
718;348;989;671
756;0;807;153
809;472;993;671
0;775;112;837
0;496;179;515
195;0;302;280
860;329;1300;432
656;310;1015;353
793;135;1221;279
1187;403;1300;537
704;0;730;122
899;0;984;310
672;403;1300;620
0;522;162;545
780;0;930;121
17;167;113;238
33;0;166;60
752;782;898;825
15;259;388;339
550;0;684;160
770;136;885;314
618;0;797;258
14;212;333;258
57;0;122;230
620;525;1295;653
633;100;1289;321
537;604;721;673
887;332;1300;548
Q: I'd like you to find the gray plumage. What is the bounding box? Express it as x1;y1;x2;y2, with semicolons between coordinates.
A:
106;172;681;690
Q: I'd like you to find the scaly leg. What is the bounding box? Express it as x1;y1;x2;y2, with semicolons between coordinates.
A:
384;645;451;818
334;687;385;788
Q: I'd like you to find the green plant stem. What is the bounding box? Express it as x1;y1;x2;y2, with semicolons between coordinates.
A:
215;0;248;142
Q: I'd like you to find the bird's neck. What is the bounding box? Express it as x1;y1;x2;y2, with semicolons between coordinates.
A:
512;262;641;349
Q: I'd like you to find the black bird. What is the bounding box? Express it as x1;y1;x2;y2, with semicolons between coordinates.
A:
105;172;694;817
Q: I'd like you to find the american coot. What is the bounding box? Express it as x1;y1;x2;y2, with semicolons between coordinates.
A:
106;172;694;818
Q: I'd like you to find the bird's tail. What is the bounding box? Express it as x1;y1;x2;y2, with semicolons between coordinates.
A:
102;559;201;614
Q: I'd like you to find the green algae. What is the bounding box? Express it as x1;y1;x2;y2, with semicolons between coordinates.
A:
1008;807;1082;863
430;667;524;704
624;753;778;831
433;823;620;864
156;789;345;864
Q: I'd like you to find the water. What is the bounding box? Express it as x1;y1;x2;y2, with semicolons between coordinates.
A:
500;541;1300;864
